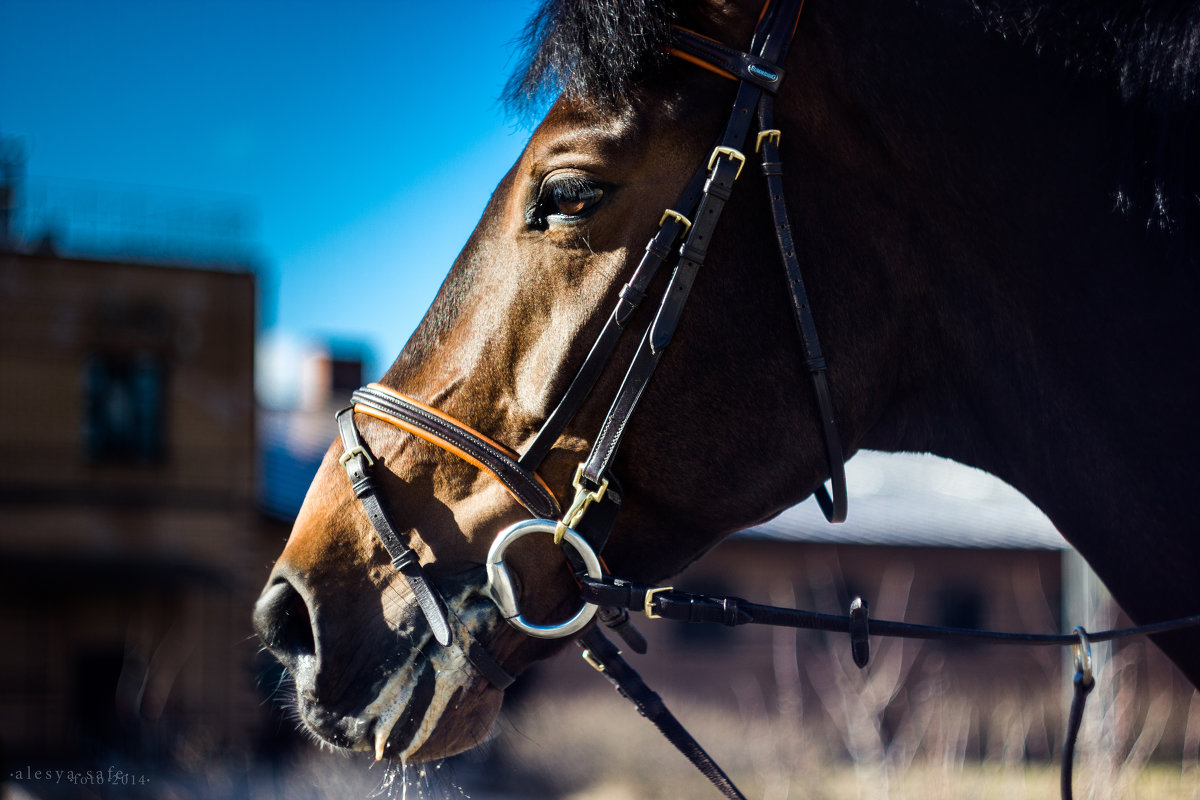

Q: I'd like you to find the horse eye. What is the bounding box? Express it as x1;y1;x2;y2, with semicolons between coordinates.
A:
538;176;605;223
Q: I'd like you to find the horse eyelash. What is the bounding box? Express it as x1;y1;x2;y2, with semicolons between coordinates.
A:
526;174;606;227
544;174;596;199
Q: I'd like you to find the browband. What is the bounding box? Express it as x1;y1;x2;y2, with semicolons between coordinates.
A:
670;27;785;92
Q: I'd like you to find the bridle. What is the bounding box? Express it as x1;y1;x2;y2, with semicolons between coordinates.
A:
338;0;842;637
330;2;1200;797
337;0;837;675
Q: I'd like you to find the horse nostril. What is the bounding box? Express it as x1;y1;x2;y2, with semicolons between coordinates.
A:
253;578;316;661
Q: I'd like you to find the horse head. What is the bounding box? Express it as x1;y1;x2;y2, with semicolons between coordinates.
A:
254;0;1200;764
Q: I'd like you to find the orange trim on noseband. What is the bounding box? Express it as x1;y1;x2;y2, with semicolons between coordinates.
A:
793;0;806;37
353;383;560;511
756;0;773;25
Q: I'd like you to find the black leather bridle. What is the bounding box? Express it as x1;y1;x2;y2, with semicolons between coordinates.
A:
338;0;842;629
336;0;839;680
330;2;1200;797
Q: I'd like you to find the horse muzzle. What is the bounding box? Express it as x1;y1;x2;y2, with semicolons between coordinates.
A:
253;561;507;761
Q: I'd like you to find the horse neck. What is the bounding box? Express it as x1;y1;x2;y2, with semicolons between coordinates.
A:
793;5;1200;565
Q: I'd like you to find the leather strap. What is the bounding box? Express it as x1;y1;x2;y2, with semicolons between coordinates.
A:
579;575;1200;646
756;94;847;522
447;565;517;691
352;384;560;520
581;101;756;487
465;638;515;690
577;574;1200;800
579;3;804;490
1061;663;1094;800
578;628;746;800
337;411;516;688
670;27;785;92
336;408;453;647
519;166;710;471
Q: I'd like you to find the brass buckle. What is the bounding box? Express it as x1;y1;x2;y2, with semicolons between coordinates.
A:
339;446;375;467
644;585;673;619
658;208;693;235
581;649;606;673
554;464;609;545
707;146;746;180
755;129;782;153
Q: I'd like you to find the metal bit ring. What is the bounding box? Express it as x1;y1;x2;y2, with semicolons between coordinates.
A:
484;519;601;639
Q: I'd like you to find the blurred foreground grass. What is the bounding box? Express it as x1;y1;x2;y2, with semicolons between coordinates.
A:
555;763;1196;800
484;688;1200;800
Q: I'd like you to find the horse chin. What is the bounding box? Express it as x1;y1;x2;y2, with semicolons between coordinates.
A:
292;649;501;764
383;677;503;763
362;631;503;764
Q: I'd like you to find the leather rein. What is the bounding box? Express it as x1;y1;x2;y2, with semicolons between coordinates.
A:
331;2;1200;797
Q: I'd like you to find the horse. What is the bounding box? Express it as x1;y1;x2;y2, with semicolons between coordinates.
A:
253;0;1200;768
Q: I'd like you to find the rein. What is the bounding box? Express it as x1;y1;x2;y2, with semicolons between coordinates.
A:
329;0;1200;796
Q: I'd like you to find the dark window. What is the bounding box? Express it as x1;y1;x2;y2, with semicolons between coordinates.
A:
84;354;165;464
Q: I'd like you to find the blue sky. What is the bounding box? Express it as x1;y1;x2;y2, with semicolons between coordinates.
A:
0;0;536;384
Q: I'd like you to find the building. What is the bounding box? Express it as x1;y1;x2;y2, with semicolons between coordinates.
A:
0;249;260;764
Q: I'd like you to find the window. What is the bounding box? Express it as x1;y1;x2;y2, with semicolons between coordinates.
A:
84;353;165;464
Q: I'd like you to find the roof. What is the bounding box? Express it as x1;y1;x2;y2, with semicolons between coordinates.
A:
740;451;1069;550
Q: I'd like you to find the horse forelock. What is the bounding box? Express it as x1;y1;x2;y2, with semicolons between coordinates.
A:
502;0;683;116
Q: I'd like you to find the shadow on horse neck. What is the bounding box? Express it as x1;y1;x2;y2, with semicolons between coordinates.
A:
254;0;1200;766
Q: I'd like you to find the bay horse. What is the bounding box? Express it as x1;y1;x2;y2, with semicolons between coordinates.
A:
254;0;1200;768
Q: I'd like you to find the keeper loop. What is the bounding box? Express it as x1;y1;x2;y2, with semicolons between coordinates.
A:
849;596;871;669
1072;626;1094;687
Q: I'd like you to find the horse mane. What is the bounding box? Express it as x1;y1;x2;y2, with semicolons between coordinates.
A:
976;2;1200;240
